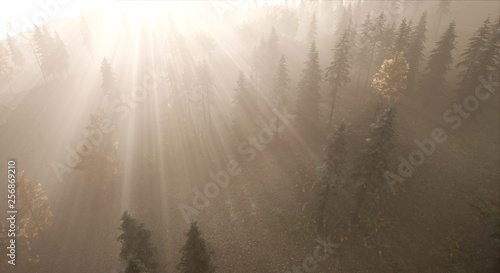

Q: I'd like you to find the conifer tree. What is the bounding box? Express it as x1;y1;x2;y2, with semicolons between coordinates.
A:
406;12;428;91
316;122;347;235
272;55;290;138
177;222;216;273
392;18;412;56
456;18;491;88
325;26;352;127
196;60;214;131
232;71;258;138
6;34;25;67
421;21;457;94
376;22;396;64
32;26;52;79
295;42;322;140
355;14;375;90
307;12;318;44
352;107;397;224
372;52;409;104
117;211;157;272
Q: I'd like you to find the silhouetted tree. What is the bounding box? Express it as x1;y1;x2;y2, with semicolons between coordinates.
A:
352;107;397;224
406;12;428;91
177;222;216;273
316;122;347;235
196;60;214;131
376;22;396;64
325;26;352;127
118;211;157;272
456;18;491;88
392;18;412;56
421;21;457;94
232;71;258;139
295;42;322;140
307;12;318;44
272;55;290;138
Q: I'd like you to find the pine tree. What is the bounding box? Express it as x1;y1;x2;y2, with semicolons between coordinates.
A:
195;60;214;132
117;211;157;272
421;21;457;94
325;26;352;127
406;12;428;91
352;107;397;224
74;110;120;194
32;26;52;80
272;55;290;138
376;22;396;64
6;34;25;67
456;18;491;88
392;18;412;56
295;42;322;140
177;222;216;273
355;13;375;90
316;122;347;235
101;57;117;95
232;71;258;139
372;52;409;104
307;12;318;44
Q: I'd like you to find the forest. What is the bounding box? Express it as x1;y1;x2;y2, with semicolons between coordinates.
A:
0;0;498;272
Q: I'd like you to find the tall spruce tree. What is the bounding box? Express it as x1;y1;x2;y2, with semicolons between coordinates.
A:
352;107;397;224
392;18;412;56
232;71;258;139
421;21;457;94
117;211;157;272
376;22;396;64
456;18;491;88
272;55;290;138
307;12;318;44
325;26;352;127
406;12;428;91
316;122;347;235
435;0;451;35
196;60;214;132
295;42;322;140
355;13;375;90
177;222;216;273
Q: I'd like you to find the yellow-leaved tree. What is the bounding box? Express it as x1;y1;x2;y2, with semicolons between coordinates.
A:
372;51;409;104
